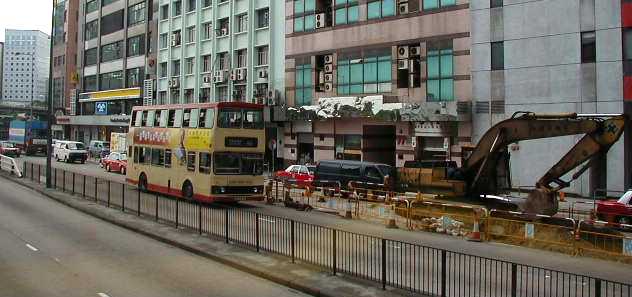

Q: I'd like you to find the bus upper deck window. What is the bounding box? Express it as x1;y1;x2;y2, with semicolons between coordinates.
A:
146;110;156;127
202;108;215;128
183;109;191;127
159;110;168;127
140;111;148;126
243;109;263;129
189;109;200;128
174;109;183;128
153;110;161;127
219;108;242;128
134;110;143;127
168;110;176;127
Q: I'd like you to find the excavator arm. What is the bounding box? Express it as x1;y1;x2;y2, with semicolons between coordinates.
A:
462;112;627;215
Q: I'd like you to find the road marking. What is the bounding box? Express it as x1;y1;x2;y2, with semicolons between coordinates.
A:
25;243;38;252
97;293;111;297
258;218;275;223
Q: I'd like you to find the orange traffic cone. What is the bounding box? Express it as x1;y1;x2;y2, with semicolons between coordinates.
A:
468;219;482;242
559;191;566;202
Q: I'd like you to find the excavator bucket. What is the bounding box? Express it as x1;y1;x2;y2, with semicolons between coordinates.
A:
523;188;559;215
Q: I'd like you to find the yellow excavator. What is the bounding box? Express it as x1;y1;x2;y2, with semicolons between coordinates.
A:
398;112;627;215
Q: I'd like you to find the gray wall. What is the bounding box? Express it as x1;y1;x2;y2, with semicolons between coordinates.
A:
471;0;624;196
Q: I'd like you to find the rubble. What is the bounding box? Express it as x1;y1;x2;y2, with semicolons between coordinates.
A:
421;216;469;237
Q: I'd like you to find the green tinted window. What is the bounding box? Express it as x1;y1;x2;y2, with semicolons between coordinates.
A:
294;17;304;32
368;2;381;19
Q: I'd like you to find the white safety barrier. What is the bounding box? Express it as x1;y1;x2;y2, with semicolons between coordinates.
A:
0;154;22;178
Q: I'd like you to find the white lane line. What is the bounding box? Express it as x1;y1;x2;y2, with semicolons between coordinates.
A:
258;218;276;223
25;243;38;252
97;293;111;297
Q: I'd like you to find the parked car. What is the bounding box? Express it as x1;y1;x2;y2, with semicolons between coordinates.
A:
102;152;127;174
0;141;21;157
274;165;315;188
54;141;88;163
88;140;110;159
313;160;395;196
595;190;632;225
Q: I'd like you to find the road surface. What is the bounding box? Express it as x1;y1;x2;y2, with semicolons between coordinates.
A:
0;177;312;297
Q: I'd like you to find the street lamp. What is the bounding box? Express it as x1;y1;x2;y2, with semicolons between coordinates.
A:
45;2;54;188
13;52;35;120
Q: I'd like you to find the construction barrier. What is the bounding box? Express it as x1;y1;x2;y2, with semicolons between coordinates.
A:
575;220;632;263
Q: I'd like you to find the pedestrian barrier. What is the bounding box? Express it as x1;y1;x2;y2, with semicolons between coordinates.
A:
14;162;632;297
0;154;22;177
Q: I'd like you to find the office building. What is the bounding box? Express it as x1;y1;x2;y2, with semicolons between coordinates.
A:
471;0;632;196
1;29;51;104
283;0;472;167
0;41;4;101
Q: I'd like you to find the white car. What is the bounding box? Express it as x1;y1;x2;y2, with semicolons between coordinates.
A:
54;141;88;164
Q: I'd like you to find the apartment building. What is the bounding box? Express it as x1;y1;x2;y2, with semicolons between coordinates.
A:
155;0;284;105
57;0;158;143
0;42;4;101
51;0;80;139
471;0;632;196
1;30;51;104
284;0;472;167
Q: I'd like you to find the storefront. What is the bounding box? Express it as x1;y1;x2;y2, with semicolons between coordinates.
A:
413;121;457;161
56;114;131;144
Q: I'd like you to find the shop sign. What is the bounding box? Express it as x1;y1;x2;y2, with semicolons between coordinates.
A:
56;116;71;124
414;122;456;137
95;102;108;115
133;128;170;146
110;115;131;123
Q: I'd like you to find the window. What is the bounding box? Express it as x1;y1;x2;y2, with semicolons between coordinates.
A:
218;52;228;70
625;29;632;75
83;75;97;92
295;63;313;106
128;2;146;26
159;62;168;78
85;20;98;40
184;89;194;103
217;18;230;36
185;57;195;75
172;59;181;76
172;30;182;46
237;14;248;33
100;41;123;62
99;71;124;90
367;0;395;20
187;151;196;171
100;10;124;35
214;153;240;174
423;0;455;10
127;35;145;57
293;0;317;32
143;146;152;165
186;26;195;43
256;8;269;29
160;5;169;19
202;55;212;72
102;0;118;7
173;0;182;17
201;108;215;128
490;0;503;8
335;0;359;25
216;86;228;101
256;46;268;66
218;108;242;128
243;109;264;129
202;22;213;39
203;0;211;8
236;49;247;68
491;41;504;70
84;48;98;66
187;0;196;12
165;149;172;167
86;0;99;14
126;67;143;88
199;88;211;103
341;164;361;176
337;51;392;95
159;33;168;49
199;152;212;174
581;31;596;64
427;45;454;101
152;148;165;166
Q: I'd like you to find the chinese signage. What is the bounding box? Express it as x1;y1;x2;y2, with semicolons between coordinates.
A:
133;128;171;146
225;137;258;148
414;121;456;137
184;129;213;150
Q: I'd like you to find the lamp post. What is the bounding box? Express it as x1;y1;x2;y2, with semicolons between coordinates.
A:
45;1;55;188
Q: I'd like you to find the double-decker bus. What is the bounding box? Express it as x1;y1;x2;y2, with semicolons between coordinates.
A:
126;102;265;202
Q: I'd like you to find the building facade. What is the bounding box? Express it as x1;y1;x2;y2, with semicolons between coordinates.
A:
155;0;284;105
471;0;631;196
59;0;158;143
1;29;51;105
51;0;80;139
0;41;4;101
284;0;472;168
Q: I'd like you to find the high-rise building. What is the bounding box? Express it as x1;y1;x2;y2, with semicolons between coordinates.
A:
57;0;158;143
51;0;80;139
471;0;631;196
1;29;51;104
282;0;472;167
155;0;284;105
0;41;4;101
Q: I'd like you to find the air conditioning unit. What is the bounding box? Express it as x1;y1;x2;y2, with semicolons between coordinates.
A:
397;46;409;59
324;82;333;92
202;75;212;85
213;70;225;83
257;69;268;79
324;54;333;64
409;46;421;57
230;69;237;81
267;89;278;106
397;59;409;70
324;64;333;73
324;73;333;83
315;13;327;29
398;2;409;15
167;79;173;88
170;78;179;88
236;68;246;81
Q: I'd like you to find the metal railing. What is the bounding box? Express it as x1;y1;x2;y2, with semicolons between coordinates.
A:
0;154;22;177
17;162;632;297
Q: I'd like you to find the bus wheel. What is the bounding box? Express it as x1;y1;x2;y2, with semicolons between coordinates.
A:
182;181;194;200
139;173;148;192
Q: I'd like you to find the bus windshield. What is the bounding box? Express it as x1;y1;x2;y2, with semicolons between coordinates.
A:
214;152;263;175
218;108;263;129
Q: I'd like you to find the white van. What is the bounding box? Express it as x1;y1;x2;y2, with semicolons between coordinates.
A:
54;141;88;164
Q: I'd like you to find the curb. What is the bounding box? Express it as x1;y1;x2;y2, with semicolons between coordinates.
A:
0;175;340;297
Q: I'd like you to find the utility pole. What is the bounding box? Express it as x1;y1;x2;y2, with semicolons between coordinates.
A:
46;0;55;188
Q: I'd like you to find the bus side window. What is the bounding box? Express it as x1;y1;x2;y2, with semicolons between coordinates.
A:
133;147;139;163
187;151;196;172
154;110;161;127
146;110;156;127
131;111;138;126
151;148;164;166
189;109;200;128
168;110;176;127
134;110;143;127
159;110;169;127
174;109;183;128
203;108;215;128
164;149;172;168
183;109;191;127
143;147;152;165
140;111;148;126
137;147;145;163
128;146;132;158
199;152;211;174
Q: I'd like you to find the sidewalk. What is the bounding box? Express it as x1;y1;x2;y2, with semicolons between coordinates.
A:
0;172;418;297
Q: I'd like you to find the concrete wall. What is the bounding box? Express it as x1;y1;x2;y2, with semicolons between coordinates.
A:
471;0;624;196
